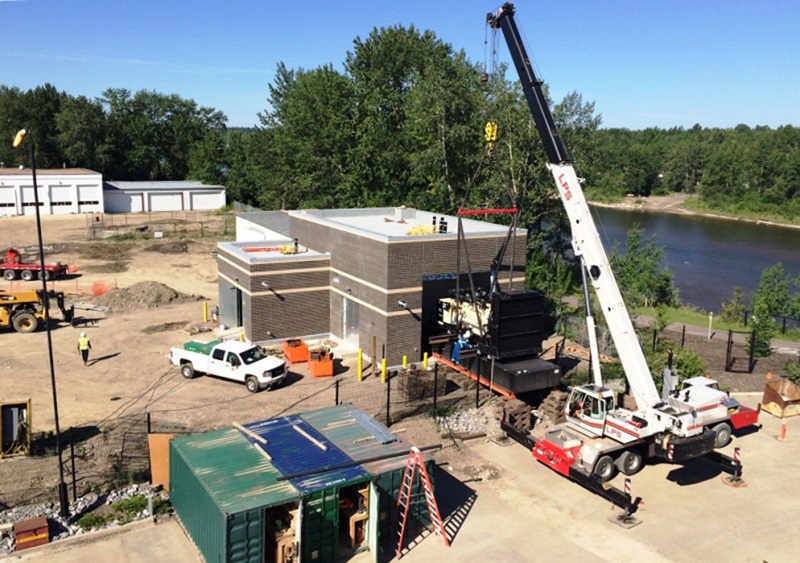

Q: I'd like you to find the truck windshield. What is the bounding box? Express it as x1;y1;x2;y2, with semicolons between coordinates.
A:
240;347;267;365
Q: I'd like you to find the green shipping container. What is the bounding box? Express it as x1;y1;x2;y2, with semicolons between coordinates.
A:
170;428;299;563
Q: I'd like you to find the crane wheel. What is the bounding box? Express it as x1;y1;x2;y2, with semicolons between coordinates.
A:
3;269;16;281
712;422;732;448
592;455;617;482
615;450;644;476
12;311;39;333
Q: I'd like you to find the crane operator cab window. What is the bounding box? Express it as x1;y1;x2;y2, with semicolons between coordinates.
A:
568;392;611;420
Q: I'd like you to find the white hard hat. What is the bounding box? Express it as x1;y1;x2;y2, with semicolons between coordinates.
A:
80;332;86;337
463;330;471;339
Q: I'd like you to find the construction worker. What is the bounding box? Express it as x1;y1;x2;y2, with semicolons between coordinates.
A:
77;331;92;366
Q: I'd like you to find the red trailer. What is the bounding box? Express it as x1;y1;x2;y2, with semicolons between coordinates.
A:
1;248;68;281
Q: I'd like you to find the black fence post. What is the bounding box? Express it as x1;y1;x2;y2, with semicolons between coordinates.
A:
70;427;77;503
335;380;340;406
433;363;439;414
475;371;480;409
652;328;657;353
147;412;151;434
386;376;391;427
681;325;686;349
749;330;756;373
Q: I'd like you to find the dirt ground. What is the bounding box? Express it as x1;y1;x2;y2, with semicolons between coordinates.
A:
0;212;793;511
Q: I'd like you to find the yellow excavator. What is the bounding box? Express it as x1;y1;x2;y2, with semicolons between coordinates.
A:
0;289;74;333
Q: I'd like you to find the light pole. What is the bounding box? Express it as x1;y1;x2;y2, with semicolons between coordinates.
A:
13;129;70;519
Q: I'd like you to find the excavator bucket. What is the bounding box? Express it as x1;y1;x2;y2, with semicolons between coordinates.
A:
761;378;800;419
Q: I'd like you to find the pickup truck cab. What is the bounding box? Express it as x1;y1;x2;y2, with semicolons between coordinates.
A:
169;339;287;392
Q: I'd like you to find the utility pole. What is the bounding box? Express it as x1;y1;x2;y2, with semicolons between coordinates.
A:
13;129;70;519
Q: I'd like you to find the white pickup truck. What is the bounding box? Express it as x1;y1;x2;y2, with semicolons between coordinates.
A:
169;339;287;393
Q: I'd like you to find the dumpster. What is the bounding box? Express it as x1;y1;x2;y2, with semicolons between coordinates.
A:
309;350;334;378
761;377;800;418
283;338;309;365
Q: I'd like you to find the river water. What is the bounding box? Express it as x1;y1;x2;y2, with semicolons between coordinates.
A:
591;206;800;313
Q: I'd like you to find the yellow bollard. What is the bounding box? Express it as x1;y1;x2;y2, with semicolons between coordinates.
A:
381;358;387;383
423;352;428;370
357;349;363;382
402;355;408;369
203;301;208;322
239;333;245;342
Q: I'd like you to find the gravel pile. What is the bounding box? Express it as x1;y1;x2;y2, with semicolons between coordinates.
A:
90;281;202;313
436;404;502;437
0;483;161;555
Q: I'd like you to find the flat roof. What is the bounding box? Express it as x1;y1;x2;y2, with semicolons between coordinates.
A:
104;180;225;191
0;168;99;176
217;240;329;264
288;207;518;242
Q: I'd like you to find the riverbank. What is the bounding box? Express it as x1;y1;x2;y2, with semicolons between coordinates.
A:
590;193;800;230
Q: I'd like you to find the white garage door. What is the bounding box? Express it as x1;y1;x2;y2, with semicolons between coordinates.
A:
0;188;15;215
189;191;223;211
104;191;144;213
49;185;73;215
78;185;102;212
148;192;184;212
21;186;45;216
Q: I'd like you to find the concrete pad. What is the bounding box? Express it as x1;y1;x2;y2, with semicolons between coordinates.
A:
1;519;200;563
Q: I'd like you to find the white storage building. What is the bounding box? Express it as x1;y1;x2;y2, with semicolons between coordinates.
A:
0;168;104;217
103;181;226;213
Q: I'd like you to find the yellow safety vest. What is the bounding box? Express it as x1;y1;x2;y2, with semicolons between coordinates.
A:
78;337;91;350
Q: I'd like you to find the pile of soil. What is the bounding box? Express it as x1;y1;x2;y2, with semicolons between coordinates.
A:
90;281;203;313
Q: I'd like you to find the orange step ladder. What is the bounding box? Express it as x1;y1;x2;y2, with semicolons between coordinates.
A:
394;447;450;559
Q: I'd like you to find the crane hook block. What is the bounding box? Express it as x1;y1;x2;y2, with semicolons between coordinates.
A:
484;121;498;144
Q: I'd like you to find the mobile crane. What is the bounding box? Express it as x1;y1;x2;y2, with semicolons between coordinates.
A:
487;3;756;484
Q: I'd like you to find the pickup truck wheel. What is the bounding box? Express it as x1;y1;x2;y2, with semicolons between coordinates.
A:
12;312;39;333
592;455;617;483
181;363;195;379
713;422;732;448
245;376;260;393
2;269;15;281
20;270;34;282
615;450;643;476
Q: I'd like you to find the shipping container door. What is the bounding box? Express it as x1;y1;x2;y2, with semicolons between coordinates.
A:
302;489;338;563
227;508;263;563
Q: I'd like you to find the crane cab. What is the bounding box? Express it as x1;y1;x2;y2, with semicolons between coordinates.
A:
566;385;615;438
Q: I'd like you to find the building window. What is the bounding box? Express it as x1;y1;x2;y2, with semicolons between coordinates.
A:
78;201;100;205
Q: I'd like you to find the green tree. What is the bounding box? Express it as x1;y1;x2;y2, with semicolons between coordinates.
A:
720;286;747;324
55;95;108;170
750;263;791;317
609;226;678;308
749;301;775;357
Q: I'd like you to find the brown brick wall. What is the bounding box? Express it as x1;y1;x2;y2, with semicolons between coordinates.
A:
228;215;528;363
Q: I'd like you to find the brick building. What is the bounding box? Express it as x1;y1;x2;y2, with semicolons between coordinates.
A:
216;207;527;365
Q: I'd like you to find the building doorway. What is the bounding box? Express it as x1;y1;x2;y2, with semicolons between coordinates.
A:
343;297;359;347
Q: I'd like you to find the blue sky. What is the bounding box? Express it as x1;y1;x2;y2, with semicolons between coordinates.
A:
2;0;798;130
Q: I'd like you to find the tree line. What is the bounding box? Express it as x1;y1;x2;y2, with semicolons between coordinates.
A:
2;25;798;317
